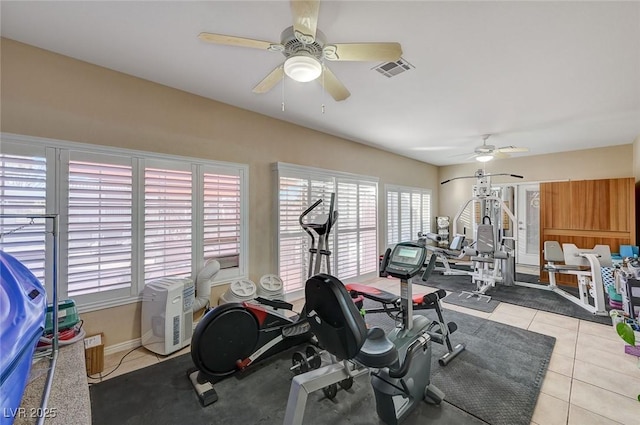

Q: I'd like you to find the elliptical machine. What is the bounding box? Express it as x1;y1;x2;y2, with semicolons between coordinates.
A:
284;242;444;425
300;193;337;276
187;195;337;406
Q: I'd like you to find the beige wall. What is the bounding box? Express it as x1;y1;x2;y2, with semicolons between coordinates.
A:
438;144;634;228
0;38;439;347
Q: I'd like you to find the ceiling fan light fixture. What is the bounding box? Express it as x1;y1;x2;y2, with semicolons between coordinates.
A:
283;55;322;82
476;154;494;163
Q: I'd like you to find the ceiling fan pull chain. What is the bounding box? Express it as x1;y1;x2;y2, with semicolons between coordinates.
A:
281;71;286;112
321;63;325;114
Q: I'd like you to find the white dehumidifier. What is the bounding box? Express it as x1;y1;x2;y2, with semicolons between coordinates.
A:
141;277;195;355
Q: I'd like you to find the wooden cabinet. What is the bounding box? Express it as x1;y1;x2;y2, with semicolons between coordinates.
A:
539;177;635;285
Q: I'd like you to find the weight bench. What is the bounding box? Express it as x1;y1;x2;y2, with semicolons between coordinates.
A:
423;234;470;276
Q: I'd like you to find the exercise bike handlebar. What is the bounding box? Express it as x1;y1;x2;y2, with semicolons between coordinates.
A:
388;334;430;378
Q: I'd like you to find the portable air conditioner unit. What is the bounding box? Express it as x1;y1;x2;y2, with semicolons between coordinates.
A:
141;277;194;355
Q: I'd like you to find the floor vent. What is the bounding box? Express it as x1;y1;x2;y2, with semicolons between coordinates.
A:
372;58;414;78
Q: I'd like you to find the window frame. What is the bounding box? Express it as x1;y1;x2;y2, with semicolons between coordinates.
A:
0;132;249;313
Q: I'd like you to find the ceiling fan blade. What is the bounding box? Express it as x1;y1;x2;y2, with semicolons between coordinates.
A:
252;65;285;94
497;146;529;153
323;43;402;62
318;66;350;101
198;32;279;50
290;0;320;44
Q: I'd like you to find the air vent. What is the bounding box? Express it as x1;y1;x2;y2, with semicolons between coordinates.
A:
372;58;414;78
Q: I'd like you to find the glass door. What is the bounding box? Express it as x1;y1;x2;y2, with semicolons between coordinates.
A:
517;184;540;266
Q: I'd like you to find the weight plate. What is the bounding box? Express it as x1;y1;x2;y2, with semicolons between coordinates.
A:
305;345;322;370
291;351;309;375
322;384;338;400
339;377;353;390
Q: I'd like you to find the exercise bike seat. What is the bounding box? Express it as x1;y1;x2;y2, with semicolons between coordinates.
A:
355;327;399;368
306;274;399;369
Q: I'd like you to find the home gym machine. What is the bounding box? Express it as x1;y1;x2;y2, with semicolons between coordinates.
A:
283;242;445;425
442;169;522;300
187;195;337;406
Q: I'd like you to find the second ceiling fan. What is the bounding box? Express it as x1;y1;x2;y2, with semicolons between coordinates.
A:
198;0;403;101
471;134;529;162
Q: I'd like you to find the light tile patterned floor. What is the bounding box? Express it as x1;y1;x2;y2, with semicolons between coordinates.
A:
95;276;640;425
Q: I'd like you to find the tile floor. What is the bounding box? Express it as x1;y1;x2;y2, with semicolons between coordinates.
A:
93;276;640;425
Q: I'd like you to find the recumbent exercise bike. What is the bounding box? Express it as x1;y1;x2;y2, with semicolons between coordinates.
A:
284;242;447;425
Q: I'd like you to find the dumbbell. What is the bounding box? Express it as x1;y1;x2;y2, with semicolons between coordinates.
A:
290;345;322;374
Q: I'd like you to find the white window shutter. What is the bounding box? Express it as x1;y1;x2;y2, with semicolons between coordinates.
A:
385;185;432;248
278;176;309;293
203;172;241;268
144;166;192;283
67;156;133;296
0;152;47;280
358;183;377;275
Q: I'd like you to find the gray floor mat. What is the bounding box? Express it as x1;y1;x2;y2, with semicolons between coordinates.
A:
364;305;554;425
420;272;612;325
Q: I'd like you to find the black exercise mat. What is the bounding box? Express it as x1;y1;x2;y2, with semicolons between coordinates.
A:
89;306;553;425
421;273;611;325
90;346;486;425
365;305;554;425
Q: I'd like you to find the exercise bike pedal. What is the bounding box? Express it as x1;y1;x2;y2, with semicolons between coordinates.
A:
424;384;445;405
447;322;458;334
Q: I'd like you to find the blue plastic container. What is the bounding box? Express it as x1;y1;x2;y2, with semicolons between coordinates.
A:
0;251;47;425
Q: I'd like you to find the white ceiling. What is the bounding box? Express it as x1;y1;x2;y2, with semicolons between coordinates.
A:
1;1;639;166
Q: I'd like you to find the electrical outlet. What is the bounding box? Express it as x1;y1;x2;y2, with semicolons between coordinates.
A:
84;334;102;349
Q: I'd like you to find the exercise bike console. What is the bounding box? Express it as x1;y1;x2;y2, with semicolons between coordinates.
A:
385;243;427;280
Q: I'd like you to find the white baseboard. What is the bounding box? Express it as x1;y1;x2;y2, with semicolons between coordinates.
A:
104;338;141;356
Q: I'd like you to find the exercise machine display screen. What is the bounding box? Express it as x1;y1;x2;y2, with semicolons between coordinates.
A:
385;242;427;280
393;247;421;265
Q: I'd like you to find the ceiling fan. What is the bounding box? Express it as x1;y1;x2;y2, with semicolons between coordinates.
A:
471;134;529;162
197;0;402;101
